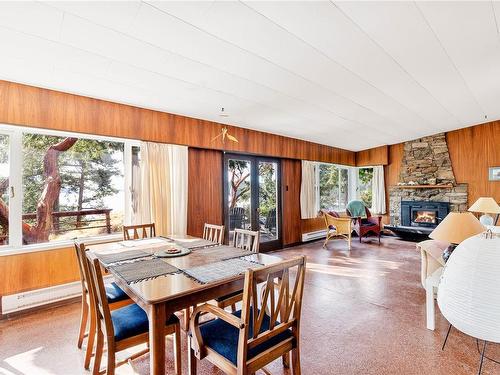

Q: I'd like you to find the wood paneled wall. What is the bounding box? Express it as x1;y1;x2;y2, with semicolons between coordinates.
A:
187;148;224;238
281;159;302;245
0;80;355;165
382;143;404;224
355;145;389;166
367;121;500;224
0;247;79;296
0;80;355;296
446;121;500;206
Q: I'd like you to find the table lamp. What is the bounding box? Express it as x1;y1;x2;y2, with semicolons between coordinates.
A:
429;212;485;262
468;197;500;226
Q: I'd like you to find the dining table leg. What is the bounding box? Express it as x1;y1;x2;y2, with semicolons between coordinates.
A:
149;303;166;375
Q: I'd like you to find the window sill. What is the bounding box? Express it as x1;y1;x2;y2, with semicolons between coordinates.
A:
0;233;123;256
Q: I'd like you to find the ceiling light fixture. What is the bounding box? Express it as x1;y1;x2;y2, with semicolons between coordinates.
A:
219;107;229;117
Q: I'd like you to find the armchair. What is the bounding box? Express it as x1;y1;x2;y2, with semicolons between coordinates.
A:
346;201;382;244
320;209;352;250
188;257;306;375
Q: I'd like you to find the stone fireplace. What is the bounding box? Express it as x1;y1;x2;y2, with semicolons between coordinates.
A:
389;133;467;227
401;200;449;228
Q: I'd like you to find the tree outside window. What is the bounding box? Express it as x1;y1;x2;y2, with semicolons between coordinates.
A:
358;168;374;208
318;163;349;212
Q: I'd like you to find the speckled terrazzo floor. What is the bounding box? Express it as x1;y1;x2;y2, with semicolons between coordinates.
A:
1;237;498;375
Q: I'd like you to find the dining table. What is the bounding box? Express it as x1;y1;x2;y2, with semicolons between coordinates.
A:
86;235;284;375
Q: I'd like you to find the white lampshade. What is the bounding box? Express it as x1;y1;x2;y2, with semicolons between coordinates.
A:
437;235;500;343
468;197;500;226
468;197;500;214
429;212;485;245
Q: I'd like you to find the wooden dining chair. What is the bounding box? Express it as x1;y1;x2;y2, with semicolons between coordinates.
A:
203;223;224;244
88;256;182;375
183;223;226;330
216;228;260;311
189;256;307;375
123;223;156;240
74;242;131;370
232;228;260;252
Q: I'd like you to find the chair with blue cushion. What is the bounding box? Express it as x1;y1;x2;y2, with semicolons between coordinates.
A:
188;256;306;375
89;256;181;375
74;242;132;370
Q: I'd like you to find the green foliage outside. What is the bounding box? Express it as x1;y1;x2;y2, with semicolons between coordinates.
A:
228;159;251;210
358;168;373;208
22;134;124;237
22;134;123;213
227;159;277;231
258;162;276;217
319;164;339;210
319;164;349;211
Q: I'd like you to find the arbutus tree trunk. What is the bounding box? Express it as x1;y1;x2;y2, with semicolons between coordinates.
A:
0;137;78;244
229;168;250;209
26;137;78;243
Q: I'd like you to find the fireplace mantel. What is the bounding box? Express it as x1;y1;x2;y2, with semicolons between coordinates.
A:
391;184;454;189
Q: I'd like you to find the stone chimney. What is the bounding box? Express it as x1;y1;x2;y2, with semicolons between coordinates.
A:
399;133;455;185
389;133;468;225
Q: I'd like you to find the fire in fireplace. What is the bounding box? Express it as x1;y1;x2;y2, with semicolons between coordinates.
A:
401;201;449;228
414;210;437;224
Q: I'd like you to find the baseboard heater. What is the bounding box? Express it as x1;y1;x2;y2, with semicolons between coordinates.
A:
301;229;327;242
2;281;82;315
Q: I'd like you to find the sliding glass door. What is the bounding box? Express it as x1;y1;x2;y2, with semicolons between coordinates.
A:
224;154;281;252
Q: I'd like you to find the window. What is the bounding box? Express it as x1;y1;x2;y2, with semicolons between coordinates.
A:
315;164;374;213
0;134;10;246
357;168;374;209
0;124;139;250
317;163;350;212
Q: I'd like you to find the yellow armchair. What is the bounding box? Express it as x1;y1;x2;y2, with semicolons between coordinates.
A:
321;210;352;250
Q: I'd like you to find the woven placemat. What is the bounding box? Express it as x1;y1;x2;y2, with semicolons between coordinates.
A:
173;238;218;250
96;250;149;266
109;258;179;284
178;246;255;268
183;257;263;284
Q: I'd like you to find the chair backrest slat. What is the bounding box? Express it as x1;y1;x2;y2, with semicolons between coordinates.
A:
232;228;259;252
74;242;113;339
74;242;89;294
123;223;156;240
88;256;115;340
203;223;224;244
239;256;306;367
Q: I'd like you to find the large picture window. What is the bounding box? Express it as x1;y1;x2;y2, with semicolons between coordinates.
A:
314;163;374;214
317;163;350;212
0;124;139;250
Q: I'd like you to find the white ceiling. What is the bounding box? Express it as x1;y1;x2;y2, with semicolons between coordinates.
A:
0;1;498;151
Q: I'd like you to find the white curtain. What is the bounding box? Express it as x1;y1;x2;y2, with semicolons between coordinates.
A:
371;165;386;214
300;161;318;219
137;142;188;236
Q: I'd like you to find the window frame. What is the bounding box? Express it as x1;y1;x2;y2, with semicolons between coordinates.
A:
315;162;353;213
0;123;140;255
315;164;375;213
